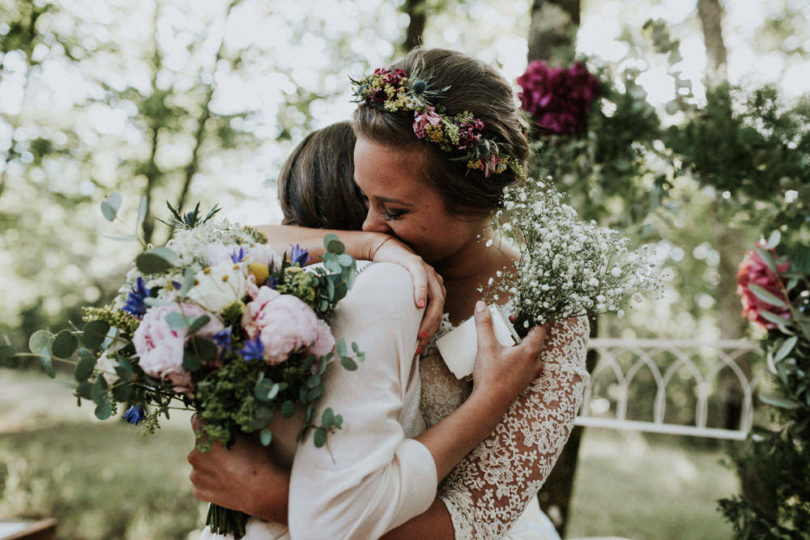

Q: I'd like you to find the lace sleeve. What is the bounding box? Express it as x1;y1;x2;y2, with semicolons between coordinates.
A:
438;316;590;539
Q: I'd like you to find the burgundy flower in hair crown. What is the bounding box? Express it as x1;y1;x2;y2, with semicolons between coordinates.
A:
351;67;526;179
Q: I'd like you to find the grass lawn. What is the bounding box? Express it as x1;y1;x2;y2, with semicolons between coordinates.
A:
2;370;738;539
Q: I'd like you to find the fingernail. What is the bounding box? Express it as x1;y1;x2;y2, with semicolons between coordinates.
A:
415;345;423;355
419;331;427;340
417;298;426;308
475;300;487;313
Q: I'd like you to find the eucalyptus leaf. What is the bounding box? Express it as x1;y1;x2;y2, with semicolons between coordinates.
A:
260;428;273;446
39;355;55;378
94;397;112;420
179;266;198;296
336;339;347;357
306;386;323;402
747;284;789;309
82;320;110;349
340;356;357;371
136;247;181;274
183;352;202;372
313;427;327;448
281;400;295;418
29;329;53;356
91;377;107;403
188;337;217;363
76;381;93;399
337;254;354;267
322;407;334;427
307;374;321;389
52;330;78;358
112;383;134;402
144;298;169;308
187;315;211;335
165;312;189;330
74;355;96;383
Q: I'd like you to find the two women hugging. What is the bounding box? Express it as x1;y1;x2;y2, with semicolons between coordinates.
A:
188;47;590;540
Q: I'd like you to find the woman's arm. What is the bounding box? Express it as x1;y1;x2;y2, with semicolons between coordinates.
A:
388;316;590;539
256;224;446;348
287;271;548;539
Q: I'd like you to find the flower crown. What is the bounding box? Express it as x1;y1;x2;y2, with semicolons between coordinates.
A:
351;67;526;179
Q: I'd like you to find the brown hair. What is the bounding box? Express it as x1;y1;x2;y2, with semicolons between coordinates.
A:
277;121;366;230
353;48;529;216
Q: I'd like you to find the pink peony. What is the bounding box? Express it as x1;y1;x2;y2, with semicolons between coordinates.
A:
412;106;442;139
517;60;600;136
736;245;791;330
242;287;335;365
133;303;224;395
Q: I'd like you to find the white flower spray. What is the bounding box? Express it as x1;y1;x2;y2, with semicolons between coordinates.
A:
485;177;662;331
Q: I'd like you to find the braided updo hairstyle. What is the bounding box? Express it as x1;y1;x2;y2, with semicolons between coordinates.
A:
353;48;529;216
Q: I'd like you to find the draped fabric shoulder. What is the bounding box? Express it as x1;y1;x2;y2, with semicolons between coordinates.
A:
421;316;590;538
288;262;436;539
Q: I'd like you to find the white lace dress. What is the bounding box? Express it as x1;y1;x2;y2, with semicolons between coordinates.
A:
420;314;590;539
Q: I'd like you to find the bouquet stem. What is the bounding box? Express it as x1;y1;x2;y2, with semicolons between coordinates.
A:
206;503;248;539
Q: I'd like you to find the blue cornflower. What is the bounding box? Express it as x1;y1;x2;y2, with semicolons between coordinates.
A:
231;246;247;263
240;336;265;361
122;277;150;317
123;404;146;425
288;244;310;267
266;276;279;289
213;328;232;349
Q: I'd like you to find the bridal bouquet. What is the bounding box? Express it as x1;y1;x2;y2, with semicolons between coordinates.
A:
486;177;661;333
21;203;363;538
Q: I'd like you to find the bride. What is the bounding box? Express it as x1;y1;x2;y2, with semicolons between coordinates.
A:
189;48;589;538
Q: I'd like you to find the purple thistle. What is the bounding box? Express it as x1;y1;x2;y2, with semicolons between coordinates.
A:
122;277;150;317
288;244;310;267
240;336;265;361
213;328;232;349
123;404;146;425
230;246;247;263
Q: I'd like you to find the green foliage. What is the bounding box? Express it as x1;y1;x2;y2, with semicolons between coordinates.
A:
665;85;810;231
720;233;810;536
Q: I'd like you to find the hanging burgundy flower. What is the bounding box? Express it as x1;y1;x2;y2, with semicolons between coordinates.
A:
736;246;791;330
517;60;601;136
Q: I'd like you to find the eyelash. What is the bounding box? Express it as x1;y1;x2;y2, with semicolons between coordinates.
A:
382;209;405;221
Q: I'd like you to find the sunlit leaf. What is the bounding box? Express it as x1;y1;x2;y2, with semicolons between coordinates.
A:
758;393;800;410
747;284;788;309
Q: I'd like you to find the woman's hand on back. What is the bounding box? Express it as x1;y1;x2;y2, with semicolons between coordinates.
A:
470;301;548;409
370;235;446;349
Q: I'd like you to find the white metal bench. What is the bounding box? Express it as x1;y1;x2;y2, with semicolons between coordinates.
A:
575;338;762;440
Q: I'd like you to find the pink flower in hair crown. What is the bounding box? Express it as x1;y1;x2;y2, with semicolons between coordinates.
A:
351;66;526;180
413;106;442;139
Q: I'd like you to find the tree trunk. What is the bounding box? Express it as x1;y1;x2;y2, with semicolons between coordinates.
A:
526;0;580;65
697;0;728;85
527;2;583;536
402;0;427;52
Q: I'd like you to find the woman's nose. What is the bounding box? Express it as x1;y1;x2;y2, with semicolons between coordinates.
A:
361;210;390;233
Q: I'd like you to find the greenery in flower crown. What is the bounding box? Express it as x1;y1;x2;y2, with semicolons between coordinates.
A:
351;66;526;180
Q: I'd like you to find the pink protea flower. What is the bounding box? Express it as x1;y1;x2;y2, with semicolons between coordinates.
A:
242;286;335;365
133;303;224;395
736;246;791;330
413;106;442;139
517;60;600;136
